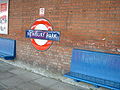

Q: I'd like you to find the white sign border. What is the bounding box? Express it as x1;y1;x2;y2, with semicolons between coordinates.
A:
0;0;9;35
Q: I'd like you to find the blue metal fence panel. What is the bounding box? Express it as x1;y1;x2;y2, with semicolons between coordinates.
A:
64;49;120;90
0;38;16;58
70;49;120;82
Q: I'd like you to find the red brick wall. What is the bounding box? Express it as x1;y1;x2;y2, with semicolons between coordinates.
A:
0;0;120;74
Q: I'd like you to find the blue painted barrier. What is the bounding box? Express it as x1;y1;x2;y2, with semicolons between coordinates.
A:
0;38;16;60
64;49;120;90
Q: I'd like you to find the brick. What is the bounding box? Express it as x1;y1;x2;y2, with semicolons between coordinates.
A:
0;0;120;74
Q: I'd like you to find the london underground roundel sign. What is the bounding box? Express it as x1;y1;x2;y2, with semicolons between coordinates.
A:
30;18;53;51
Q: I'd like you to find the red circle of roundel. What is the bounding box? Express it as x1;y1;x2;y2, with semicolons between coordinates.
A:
30;18;53;51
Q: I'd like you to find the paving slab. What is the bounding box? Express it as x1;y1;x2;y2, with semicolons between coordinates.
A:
49;82;86;90
0;76;25;88
0;72;14;80
16;71;43;82
15;82;43;90
9;68;30;75
33;77;58;87
0;83;7;90
0;64;16;72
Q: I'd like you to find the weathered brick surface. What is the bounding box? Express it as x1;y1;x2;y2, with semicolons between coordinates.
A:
0;0;120;74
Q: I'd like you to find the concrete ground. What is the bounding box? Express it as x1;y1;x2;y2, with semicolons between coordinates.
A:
0;60;87;90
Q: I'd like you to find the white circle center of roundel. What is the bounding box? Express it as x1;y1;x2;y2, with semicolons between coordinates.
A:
34;24;48;46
